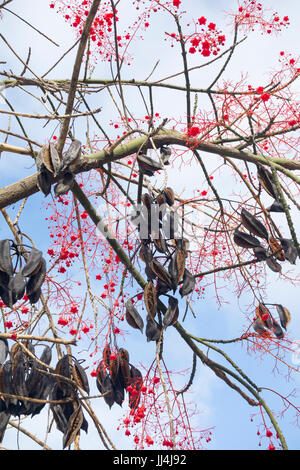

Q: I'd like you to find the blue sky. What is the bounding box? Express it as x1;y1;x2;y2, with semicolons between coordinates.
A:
0;0;300;451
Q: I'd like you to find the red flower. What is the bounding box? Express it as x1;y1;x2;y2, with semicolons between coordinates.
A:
187;126;200;137
198;16;206;25
173;0;181;7
260;93;270;102
208;22;216;31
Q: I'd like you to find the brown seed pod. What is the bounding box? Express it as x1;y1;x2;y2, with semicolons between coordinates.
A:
176;249;185;283
109;353;120;385
275;304;291;330
268;237;285;261
266;256;282;273
49;143;62;177
163;187;175;206
62;139;82;168
125;299;144;333
9;272;26;303
26;258;47;297
63;404;83;449
257;166;277;199
41;144;53;174
139;244;153;264
180;269;196;297
141;192;153;212
145;318;161;342
119;348;131;387
156;192;166;207
72;360;90;394
150;259;172;288
255;303;272;329
240;208;269;241
144;280;157;320
37;168;52;196
253;246;268;261
102;345;112;369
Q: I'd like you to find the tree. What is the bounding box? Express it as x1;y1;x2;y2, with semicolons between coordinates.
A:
0;0;299;451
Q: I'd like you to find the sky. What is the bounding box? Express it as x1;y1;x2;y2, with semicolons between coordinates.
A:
0;0;300;451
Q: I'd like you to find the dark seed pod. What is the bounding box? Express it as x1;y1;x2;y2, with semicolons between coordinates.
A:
63;405;84;449
253;319;267;336
139;244;153;264
39;345;52;366
179;269;196;297
157;278;172;296
0;339;8;365
145;263;157;281
96;369;115;409
267;201;285;212
119;349;131;387
255;303;272;329
144;280;157;320
257;166;277;200
72;360;90;394
152;232;168;254
240;208;269;241
37;167;52;196
9;272;27;302
150;259;172;288
168;252;179;293
109;354;120;385
49;143;63;177
163;187;175;206
0;270;9;289
55;355;72;395
0;239;13;276
62;139;81;169
113;370;125;407
253;246;268;261
145;318;161;342
128;366;143;410
26;258;46;297
271;319;284;339
0;411;10;443
27;287;42;305
163;296;179;327
0;285;12;308
233;229;261;249
54;171;74;196
266;256;282;273
280;238;297;265
160;145;171;165
275;304;291;330
137;154;162;176
22;248;43;277
125;299;144;333
102;344;111;369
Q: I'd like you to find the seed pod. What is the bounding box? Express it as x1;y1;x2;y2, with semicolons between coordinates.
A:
72;360;90;394
144;280;157;320
49;143;63;177
145;263;156;280
257;166;277;200
125;299;144;333
157;278;172;296
37;167;52;196
22;248;43;277
63;405;84;449
180;269;196;297
139;244;153;264
160;145;171;165
0;339;8;366
275;304;291;330
27;287;42;305
268;237;285;261
96;368;115;408
137;154;162;176
54;171;75;196
62;139;81;168
271;319;284;339
55;355;72;395
0;411;10;443
119;349;130;387
41;144;53;174
168;252;179;292
233;229;261;249
253;318;267;336
152;232;168;254
109;353;120;385
253;246;268;261
280;238;297;265
240;208;269;241
150;259;172;288
267;201;285;213
145;318;161;342
113;370;125;407
0;270;9;289
9;272;27;302
255;303;272;329
0;285;12;308
163;187;175;206
39;345;52;366
176;249;185;283
163;296;179;327
0;239;13;276
26;258;46;297
102;345;111;369
266;256;282;273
